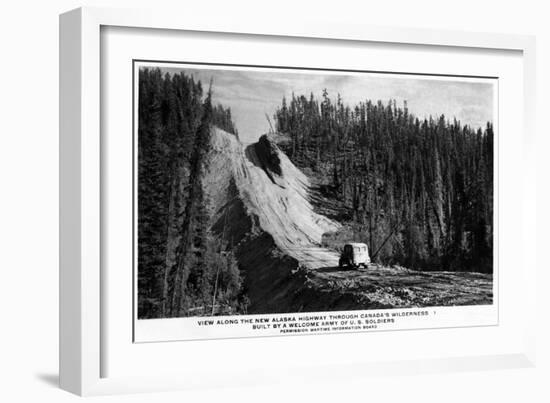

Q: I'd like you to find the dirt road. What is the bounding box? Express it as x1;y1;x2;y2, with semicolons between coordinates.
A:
288;264;493;312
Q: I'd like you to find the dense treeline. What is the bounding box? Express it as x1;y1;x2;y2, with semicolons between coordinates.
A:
138;68;246;318
274;91;493;273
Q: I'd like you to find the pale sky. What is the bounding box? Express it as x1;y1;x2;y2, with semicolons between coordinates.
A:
159;65;495;145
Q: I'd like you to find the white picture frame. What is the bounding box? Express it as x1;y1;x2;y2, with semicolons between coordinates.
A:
60;6;537;396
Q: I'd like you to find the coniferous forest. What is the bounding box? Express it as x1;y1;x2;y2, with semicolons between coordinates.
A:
137;67;494;319
274;91;493;274
137;68;246;319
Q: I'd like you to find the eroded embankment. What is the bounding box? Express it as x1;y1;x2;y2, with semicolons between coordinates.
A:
202;129;342;312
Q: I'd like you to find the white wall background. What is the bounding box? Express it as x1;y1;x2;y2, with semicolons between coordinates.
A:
0;0;547;401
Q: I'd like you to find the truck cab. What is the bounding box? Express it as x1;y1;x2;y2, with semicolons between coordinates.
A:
339;243;370;269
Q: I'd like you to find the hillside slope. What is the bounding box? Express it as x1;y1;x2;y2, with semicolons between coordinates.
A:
203;128;341;263
202;128;342;312
201;128;493;313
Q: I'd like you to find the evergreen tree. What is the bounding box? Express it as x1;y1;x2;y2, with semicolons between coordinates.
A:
137;68;246;318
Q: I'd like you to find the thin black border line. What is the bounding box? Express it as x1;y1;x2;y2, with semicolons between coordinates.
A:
134;58;499;80
131;59;499;344
496;77;500;327
132;60;136;343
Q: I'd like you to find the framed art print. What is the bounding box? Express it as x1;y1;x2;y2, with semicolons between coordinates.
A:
60;7;536;396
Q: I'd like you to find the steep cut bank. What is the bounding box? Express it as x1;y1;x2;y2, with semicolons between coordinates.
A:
202;128;341;312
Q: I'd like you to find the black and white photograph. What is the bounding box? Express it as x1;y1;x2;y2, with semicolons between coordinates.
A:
135;61;496;334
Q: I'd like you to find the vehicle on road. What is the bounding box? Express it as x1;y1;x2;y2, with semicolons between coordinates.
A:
339;243;370;269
